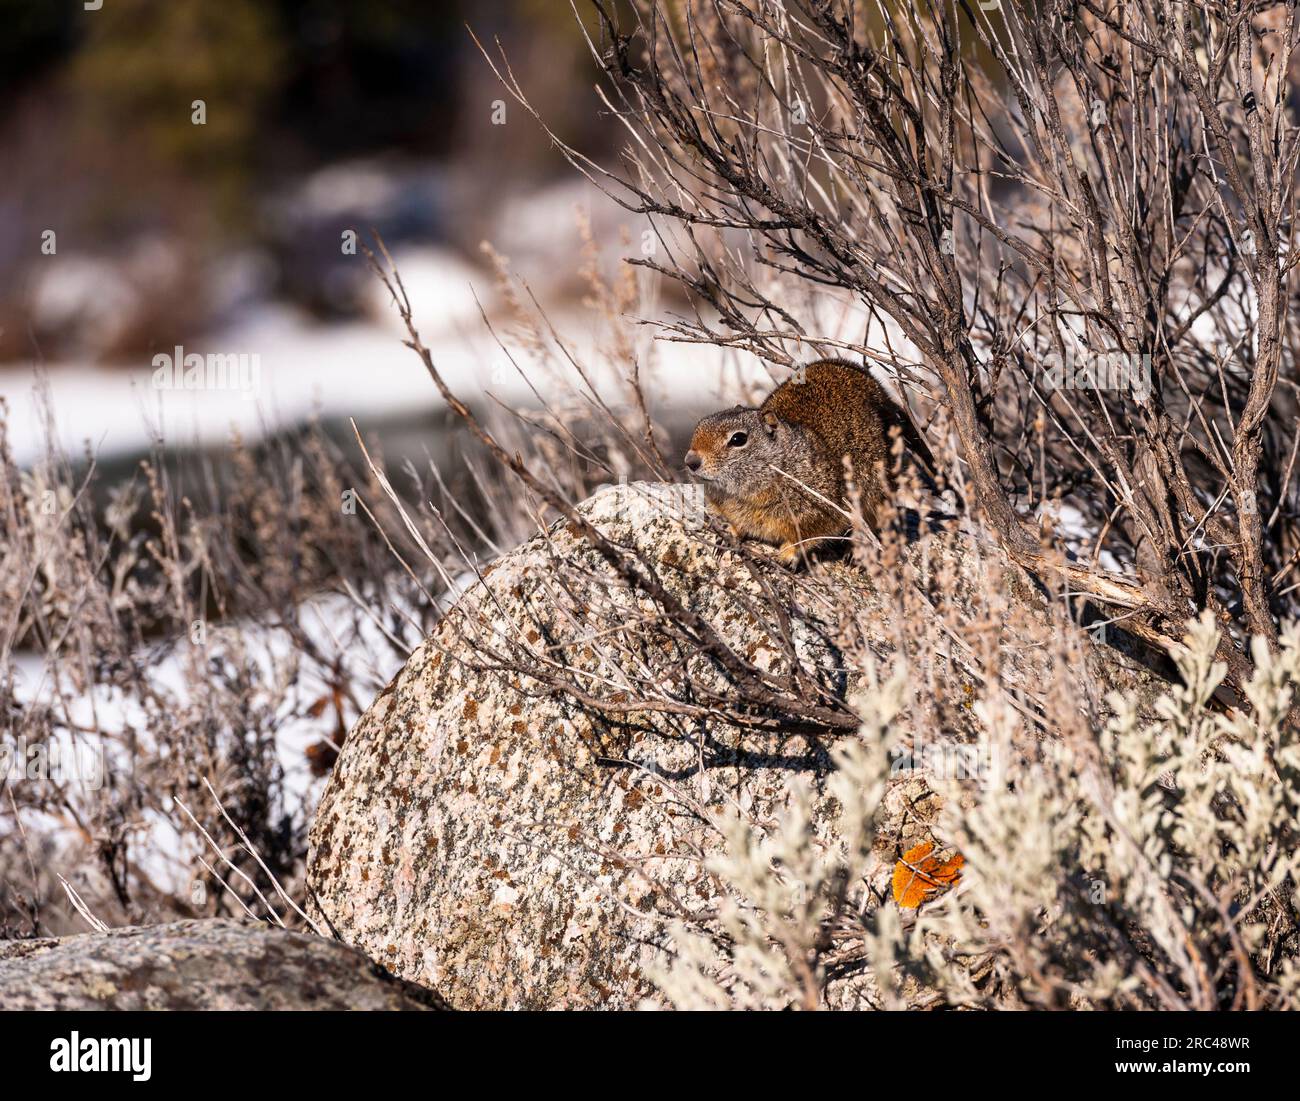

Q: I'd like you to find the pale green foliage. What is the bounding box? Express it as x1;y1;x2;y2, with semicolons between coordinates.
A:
650;664;906;1010
652;615;1300;1009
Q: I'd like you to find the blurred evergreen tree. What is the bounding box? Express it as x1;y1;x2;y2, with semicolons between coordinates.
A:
69;0;282;223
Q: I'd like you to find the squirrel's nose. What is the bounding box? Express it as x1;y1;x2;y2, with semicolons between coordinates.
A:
684;449;702;473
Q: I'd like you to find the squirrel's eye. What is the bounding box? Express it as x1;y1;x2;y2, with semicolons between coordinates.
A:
728;431;748;448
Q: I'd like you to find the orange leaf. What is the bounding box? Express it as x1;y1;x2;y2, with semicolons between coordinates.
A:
892;841;964;909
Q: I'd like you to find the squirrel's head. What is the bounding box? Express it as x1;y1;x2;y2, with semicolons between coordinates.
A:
684;406;788;494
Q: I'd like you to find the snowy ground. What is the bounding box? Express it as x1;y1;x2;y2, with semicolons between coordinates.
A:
7;588;417;903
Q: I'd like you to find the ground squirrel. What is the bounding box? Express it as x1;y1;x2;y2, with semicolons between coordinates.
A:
684;359;937;565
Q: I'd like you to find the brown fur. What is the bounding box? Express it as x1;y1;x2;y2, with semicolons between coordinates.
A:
684;359;934;565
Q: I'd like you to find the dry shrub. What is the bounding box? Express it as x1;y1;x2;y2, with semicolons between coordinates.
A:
499;0;1300;698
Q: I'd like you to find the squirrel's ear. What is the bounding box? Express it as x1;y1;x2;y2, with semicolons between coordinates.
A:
762;410;780;436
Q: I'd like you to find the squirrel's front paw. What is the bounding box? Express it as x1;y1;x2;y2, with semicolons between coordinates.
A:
775;542;805;569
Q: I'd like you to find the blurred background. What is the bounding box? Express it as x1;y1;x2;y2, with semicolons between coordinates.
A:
1;1;726;925
0;0;681;468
